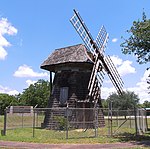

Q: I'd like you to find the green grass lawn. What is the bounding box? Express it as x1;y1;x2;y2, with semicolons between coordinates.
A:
0;127;121;144
0;127;150;147
0;114;150;145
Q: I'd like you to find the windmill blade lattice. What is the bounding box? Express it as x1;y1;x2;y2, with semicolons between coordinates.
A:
70;9;124;99
70;9;107;87
70;9;97;56
88;57;104;97
104;55;124;95
96;26;109;54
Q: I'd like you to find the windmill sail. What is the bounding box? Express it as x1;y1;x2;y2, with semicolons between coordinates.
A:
70;9;97;55
96;25;109;54
70;9;124;98
104;55;124;94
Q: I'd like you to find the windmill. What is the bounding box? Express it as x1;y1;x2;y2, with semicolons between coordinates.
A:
70;9;124;106
40;10;124;129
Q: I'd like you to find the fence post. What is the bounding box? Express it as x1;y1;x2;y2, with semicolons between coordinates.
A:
142;109;146;133
117;110;119;127
145;109;148;130
22;113;24;128
129;114;131;128
110;109;112;137
66;107;69;139
108;108;110;136
134;107;138;136
36;111;38;127
32;108;36;137
94;107;98;137
2;108;7;136
109;101;113;137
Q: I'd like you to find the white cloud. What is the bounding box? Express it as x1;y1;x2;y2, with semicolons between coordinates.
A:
101;87;116;99
0;46;7;60
110;55;136;76
103;80;111;84
0;34;11;47
0;17;17;60
0;85;19;95
110;55;122;66
0;18;17;35
132;69;150;103
101;55;136;99
101;69;150;103
14;65;49;78
26;79;37;86
118;60;136;76
112;38;118;43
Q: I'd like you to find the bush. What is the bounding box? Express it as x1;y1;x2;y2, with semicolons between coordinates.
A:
54;116;67;130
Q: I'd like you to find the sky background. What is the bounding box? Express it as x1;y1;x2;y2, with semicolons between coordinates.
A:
0;0;149;103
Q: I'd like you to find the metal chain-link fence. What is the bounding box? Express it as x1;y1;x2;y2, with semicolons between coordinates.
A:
1;107;148;139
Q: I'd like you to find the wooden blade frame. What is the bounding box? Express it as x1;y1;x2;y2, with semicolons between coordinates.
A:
70;9;97;55
96;26;109;54
105;56;124;94
70;9;124;95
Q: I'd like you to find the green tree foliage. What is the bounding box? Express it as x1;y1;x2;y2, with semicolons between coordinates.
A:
107;91;140;110
101;99;108;108
19;79;50;108
121;12;150;64
0;93;18;114
142;100;150;108
121;12;150;92
147;74;150;94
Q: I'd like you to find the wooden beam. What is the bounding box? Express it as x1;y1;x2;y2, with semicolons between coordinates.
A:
50;71;52;95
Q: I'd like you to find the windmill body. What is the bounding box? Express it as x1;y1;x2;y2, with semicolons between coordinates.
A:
41;44;104;129
40;10;123;129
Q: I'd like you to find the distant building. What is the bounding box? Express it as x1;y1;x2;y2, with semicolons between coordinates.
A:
145;108;150;116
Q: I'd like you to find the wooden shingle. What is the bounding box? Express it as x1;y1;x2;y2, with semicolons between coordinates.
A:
40;44;93;71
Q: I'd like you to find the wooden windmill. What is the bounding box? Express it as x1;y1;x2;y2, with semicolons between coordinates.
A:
40;10;124;129
70;9;124;106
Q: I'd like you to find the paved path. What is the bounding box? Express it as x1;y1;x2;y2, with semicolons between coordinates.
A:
0;140;150;149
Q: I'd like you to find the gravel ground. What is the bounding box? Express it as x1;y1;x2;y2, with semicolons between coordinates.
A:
0;140;150;149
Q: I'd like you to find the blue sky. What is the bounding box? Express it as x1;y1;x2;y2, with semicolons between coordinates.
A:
0;0;149;103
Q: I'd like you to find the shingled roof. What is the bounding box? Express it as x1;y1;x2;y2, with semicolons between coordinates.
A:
40;44;93;71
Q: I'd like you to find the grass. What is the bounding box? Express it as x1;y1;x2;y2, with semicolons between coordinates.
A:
0;127;150;145
0;129;150;149
0;114;150;146
0;128;120;144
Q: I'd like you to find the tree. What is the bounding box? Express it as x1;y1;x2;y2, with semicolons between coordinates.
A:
0;93;18;114
121;12;150;92
101;99;108;108
147;74;150;94
19;79;50;108
121;12;150;64
142;100;150;108
107;91;140;110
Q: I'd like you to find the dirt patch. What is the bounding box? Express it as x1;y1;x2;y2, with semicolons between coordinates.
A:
0;140;150;149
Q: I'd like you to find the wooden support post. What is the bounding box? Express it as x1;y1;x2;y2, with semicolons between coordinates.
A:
2;109;7;136
50;71;52;94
